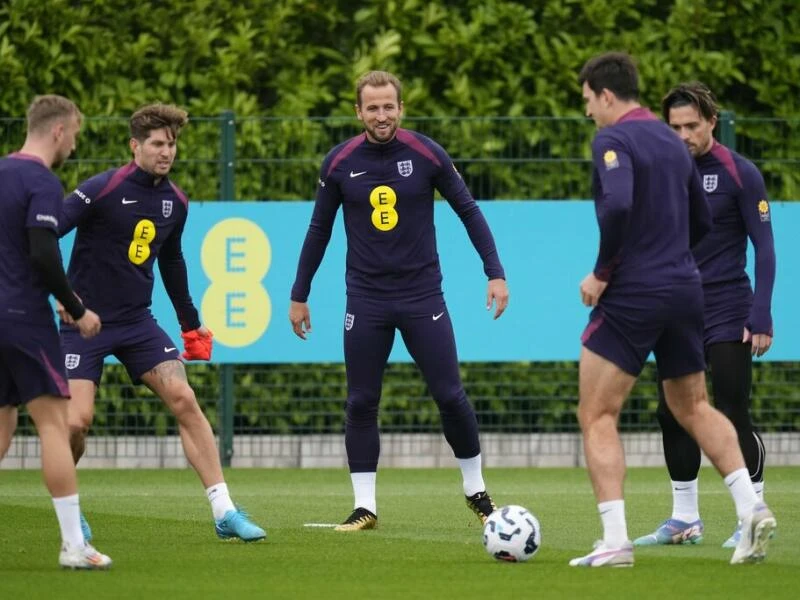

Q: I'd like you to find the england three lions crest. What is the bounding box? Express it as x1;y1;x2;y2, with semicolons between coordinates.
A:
65;354;81;369
344;313;355;331
397;160;413;177
703;174;718;193
162;200;173;218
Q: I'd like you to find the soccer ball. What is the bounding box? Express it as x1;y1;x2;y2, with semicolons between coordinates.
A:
482;505;541;562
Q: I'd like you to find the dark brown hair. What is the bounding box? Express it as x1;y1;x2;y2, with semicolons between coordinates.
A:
130;103;188;141
661;81;720;123
578;52;639;101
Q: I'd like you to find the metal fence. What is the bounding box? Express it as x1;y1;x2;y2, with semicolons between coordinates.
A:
1;114;798;468
2;113;799;201
4;362;799;468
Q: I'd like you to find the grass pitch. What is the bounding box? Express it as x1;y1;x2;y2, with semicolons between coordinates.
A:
0;467;797;599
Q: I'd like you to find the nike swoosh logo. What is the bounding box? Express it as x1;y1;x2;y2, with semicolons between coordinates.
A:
121;198;138;204
350;170;367;178
432;312;444;321
674;486;691;491
164;346;176;352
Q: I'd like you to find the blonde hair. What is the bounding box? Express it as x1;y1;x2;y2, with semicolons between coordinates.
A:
130;103;188;141
355;71;402;107
26;95;81;135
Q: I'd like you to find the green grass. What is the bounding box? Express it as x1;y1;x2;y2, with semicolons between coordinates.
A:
0;467;797;599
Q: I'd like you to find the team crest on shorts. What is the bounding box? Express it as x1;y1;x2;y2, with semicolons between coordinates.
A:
397;160;413;177
162;200;173;218
703;174;718;192
65;354;81;369
344;313;355;331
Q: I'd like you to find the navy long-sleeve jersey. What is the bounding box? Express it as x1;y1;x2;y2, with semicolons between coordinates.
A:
0;153;64;323
291;129;505;302
693;141;776;335
590;108;712;288
60;162;201;331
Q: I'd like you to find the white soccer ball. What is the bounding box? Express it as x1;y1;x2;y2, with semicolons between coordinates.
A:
482;505;541;562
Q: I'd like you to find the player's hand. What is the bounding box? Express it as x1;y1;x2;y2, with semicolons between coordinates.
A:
56;293;82;325
486;278;509;320
580;272;608;307
743;328;772;357
75;309;101;339
55;299;73;325
181;327;214;360
289;301;311;340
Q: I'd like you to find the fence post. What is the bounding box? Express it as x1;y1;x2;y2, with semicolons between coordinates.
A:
718;110;736;151
219;364;235;467
218;110;236;467
219;109;236;201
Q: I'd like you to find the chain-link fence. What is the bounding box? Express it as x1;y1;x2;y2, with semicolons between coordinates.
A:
2;114;799;201
4;362;799;468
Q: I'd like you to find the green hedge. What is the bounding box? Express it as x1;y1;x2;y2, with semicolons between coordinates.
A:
1;0;799;200
82;362;798;436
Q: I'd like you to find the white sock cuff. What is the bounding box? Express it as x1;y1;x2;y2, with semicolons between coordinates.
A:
670;478;698;490
52;493;80;506
206;482;229;499
724;467;750;487
598;499;624;513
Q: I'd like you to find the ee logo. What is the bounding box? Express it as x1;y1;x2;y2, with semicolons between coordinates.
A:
200;218;271;347
370;186;398;231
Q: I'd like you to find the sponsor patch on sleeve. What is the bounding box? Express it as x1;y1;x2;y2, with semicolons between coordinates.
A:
758;199;770;222
603;150;619;170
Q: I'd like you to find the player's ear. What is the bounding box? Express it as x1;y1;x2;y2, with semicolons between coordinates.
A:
51;120;65;142
354;103;363;121
601;88;614;107
129;137;138;155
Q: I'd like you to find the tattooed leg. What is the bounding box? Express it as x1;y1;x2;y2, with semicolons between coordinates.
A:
141;360;224;487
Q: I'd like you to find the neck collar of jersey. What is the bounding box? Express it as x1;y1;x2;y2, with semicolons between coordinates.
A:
615;106;657;124
8;152;48;168
129;160;167;187
362;131;402;150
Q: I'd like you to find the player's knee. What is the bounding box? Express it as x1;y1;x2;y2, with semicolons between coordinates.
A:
577;397;619;430
164;384;201;420
67;411;92;435
718;403;751;433
0;429;14;459
432;385;469;415
663;379;707;421
656;399;681;431
345;390;379;421
576;404;596;430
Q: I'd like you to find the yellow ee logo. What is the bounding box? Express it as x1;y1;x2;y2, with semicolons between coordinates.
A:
128;219;156;265
370;185;399;231
200;218;271;347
